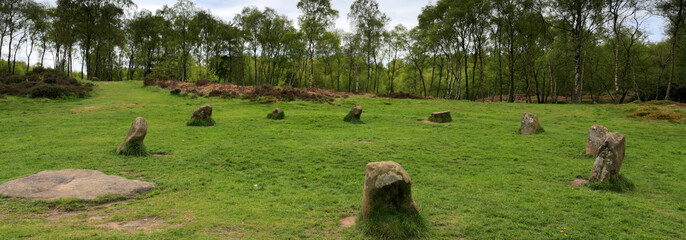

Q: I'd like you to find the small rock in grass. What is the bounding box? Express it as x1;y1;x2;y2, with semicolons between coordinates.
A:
586;125;609;156
428;111;451;123
116;117;148;156
589;132;626;183
361;161;418;219
187;104;215;126
520;112;543;135
267;108;285;120
0;169;156;200
344;106;363;124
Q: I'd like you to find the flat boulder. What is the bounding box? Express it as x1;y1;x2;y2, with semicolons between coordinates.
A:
589;132;626;183
187;104;215;126
0;169;156;201
520;112;543;135
116;117;148;156
344;106;363;123
361;161;418;219
586;125;610;156
428;111;452;123
267;108;285;120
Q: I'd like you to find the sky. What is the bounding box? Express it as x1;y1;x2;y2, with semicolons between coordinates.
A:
5;0;669;70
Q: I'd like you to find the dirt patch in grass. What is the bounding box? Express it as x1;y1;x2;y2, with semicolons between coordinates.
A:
571;178;589;187
96;217;181;232
421;120;450;124
115;102;141;107
70;106;100;113
152;153;171;157
340;215;356;228
206;226;243;239
432;214;462;230
358;140;372;144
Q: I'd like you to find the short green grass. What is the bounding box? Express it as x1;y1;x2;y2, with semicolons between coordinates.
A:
1;81;685;239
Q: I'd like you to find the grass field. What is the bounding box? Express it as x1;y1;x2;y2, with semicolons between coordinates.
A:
0;81;685;239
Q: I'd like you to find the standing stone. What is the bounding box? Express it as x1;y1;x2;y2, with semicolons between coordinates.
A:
187;104;215;126
361;161;418;219
116;117;147;155
589;132;626;183
267;108;285;120
428;111;452;123
344;106;363;123
520;112;543;135
586;125;610;156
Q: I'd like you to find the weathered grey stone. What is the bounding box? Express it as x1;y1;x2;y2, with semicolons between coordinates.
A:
0;169;156;200
361;161;418;219
116;117;147;153
428;111;452;123
191;104;213;120
520;112;543;135
589;132;626;183
344;106;363;123
586;125;610;156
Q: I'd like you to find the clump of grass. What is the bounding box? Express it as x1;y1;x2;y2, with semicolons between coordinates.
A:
344;114;364;124
628;106;682;122
357;209;429;239
187;118;216;127
536;127;545;134
589;174;635;192
118;142;149;157
428;114;451;123
267;111;285;120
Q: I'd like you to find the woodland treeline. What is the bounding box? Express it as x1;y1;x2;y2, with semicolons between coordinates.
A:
1;0;685;103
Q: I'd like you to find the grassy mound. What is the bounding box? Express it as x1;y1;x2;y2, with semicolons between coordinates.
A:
628;106;683;122
357;209;429;239
117;142;149;157
344;114;363;124
267;112;285;120
187;118;216;127
589;175;635;192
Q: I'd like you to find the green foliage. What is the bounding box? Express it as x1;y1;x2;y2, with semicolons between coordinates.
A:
187;118;216;127
357;209;428;240
117;142;149;157
589;175;635;193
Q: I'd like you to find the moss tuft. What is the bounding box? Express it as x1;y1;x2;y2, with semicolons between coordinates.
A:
117;142;149;157
535;127;545;134
187;118;216;127
428;114;451;123
589;174;635;192
344;114;364;124
267;112;285;120
357;209;429;239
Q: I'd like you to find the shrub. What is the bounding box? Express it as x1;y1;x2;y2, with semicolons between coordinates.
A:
196;79;209;86
28;83;92;99
170;89;181;95
1;75;27;84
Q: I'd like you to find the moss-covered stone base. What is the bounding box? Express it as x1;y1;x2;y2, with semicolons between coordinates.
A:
187;118;216;127
428;114;452;123
344;114;363;124
117;142;149;157
267;112;285;120
358;209;428;239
